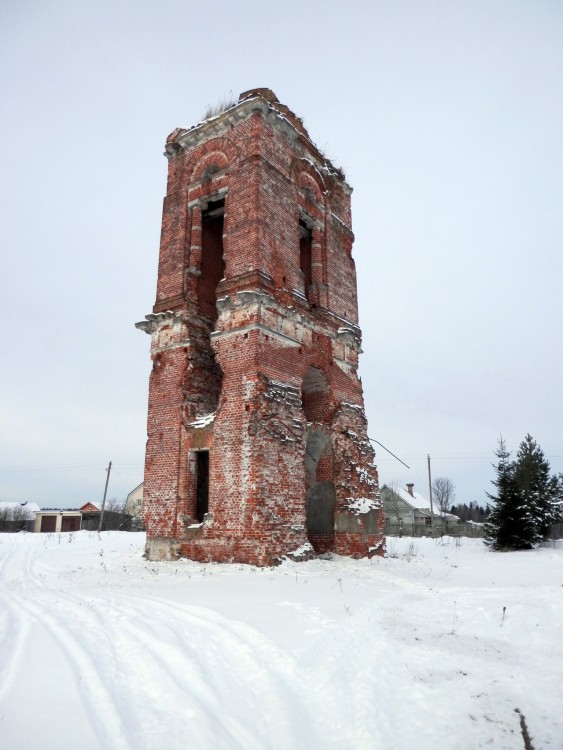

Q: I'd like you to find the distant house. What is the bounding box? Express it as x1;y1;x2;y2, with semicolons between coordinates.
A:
79;502;100;512
34;510;82;533
0;502;41;532
125;482;144;530
80;500;133;532
381;483;459;536
79;502;101;531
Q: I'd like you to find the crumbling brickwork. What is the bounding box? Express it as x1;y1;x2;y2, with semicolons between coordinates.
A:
137;88;384;564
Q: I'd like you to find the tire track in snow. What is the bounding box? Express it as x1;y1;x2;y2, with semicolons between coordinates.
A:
95;599;297;749
4;540;200;747
0;535;131;749
0;595;31;703
0;537;473;749
2;589;133;749
0;536;33;704
3;536;437;749
18;536;321;748
42;585;320;750
4;537;322;750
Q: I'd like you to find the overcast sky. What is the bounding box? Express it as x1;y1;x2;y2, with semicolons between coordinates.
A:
1;0;562;509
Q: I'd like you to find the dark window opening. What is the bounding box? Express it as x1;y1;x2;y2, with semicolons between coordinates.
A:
198;199;225;323
306;482;336;535
188;197;225;418
299;219;312;301
304;430;336;553
196;451;209;522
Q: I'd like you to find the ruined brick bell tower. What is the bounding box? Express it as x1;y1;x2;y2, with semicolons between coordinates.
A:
137;88;384;564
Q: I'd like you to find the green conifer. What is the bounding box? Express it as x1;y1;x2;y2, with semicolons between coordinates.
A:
513;434;561;539
484;438;539;550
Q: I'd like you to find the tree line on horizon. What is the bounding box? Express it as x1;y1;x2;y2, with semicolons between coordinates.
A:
449;501;490;523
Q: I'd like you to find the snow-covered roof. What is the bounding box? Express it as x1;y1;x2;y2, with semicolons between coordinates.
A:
384;486;459;519
385;486;433;511
0;502;41;519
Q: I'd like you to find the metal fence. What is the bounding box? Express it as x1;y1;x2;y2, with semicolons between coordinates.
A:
384;522;484;538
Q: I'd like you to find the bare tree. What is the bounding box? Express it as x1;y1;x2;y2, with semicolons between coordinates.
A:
432;477;456;516
102;497;130;531
0;506;11;532
106;496;126;514
0;504;29;532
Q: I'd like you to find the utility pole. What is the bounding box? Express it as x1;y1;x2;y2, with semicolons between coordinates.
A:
427;454;435;536
98;461;112;532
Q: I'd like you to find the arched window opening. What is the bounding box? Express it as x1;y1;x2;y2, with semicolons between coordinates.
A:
201;164;221;183
299;218;312;302
189;196;225;418
198;198;226;324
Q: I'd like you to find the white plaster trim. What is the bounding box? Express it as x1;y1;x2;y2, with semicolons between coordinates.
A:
211;322;300;347
150;340;191;355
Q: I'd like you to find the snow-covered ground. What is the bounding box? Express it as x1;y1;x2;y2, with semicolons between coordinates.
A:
1;533;561;749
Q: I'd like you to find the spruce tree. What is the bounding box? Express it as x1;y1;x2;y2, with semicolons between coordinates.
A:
513;434;561;539
484;438;540;550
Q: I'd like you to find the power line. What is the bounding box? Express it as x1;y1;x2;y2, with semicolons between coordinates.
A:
112;465;141;492
376;454;563;462
368;438;410;469
0;461;144;474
